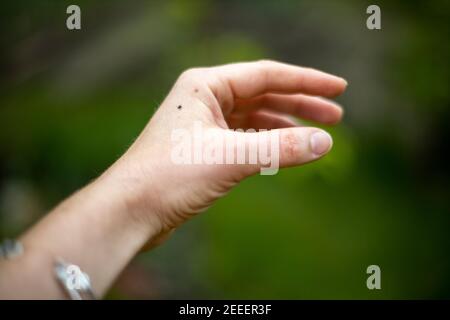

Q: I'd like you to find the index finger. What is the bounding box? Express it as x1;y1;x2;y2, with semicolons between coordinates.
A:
213;60;347;99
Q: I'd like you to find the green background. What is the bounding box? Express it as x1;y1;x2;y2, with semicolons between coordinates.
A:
0;0;449;299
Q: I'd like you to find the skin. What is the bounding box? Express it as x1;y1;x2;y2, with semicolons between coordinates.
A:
0;60;347;299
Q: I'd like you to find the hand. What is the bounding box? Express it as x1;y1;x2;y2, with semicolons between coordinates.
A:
0;60;347;298
105;60;347;248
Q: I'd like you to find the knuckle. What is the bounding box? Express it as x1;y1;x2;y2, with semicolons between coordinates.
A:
257;59;275;67
258;93;270;106
281;130;301;161
179;68;203;82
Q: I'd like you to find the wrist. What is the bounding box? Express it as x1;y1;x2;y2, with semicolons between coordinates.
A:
98;155;165;245
17;166;158;297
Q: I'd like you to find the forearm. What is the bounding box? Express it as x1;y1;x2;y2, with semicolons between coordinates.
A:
0;164;157;299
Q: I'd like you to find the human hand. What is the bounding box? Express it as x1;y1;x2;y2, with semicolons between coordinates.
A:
0;60;346;298
104;60;347;248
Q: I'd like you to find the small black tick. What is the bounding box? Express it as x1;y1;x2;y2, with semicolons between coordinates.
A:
177;105;182;110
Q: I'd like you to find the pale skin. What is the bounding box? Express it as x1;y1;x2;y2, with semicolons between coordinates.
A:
0;60;347;299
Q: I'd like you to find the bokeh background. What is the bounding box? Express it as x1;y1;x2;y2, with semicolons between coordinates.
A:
1;0;449;299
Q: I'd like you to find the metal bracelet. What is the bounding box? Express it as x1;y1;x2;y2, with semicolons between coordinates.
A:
0;238;23;259
54;259;96;300
1;239;95;299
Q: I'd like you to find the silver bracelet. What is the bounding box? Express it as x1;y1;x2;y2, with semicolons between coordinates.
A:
54;259;96;300
0;238;23;259
1;239;95;299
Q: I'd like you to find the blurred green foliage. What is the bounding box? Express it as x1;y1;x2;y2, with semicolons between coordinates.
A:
0;0;449;299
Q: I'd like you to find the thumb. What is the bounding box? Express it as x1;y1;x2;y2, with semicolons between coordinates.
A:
230;127;333;176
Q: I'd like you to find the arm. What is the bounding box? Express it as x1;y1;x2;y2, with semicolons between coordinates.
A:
0;60;347;299
0;173;156;298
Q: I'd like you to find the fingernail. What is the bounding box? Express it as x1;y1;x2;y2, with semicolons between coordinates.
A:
310;131;333;156
340;77;348;87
